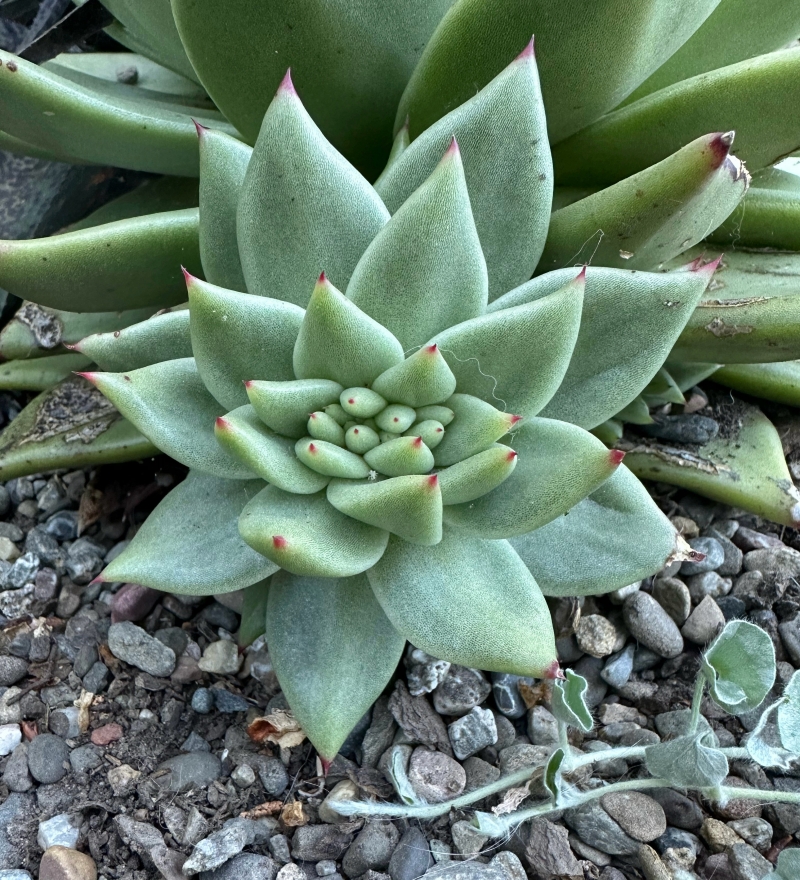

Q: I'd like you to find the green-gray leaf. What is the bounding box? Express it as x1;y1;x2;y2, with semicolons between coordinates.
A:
778;670;800;754
702;620;776;715
645;731;729;789
551;670;593;733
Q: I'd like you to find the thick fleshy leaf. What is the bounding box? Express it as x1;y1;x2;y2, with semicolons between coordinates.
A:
85;358;256;480
551;671;593;733
188;276;304;410
0;352;91;391
347;140;486;350
714;362;800;407
75;309;191;372
215;406;329;494
511;465;678;597
444;418;622;538
238;485;389;578
0;378;158;481
197;127;252;291
671;249;800;363
246;379;343;440
371;345;457;408
267;572;405;759
293;275;404;388
374;121;410;190
367;529;557;677
492;264;713;429
615;396;654;425
431;276;583;417
308;412;346;446
364;436;435;478
171;0;452;178
702;620;776;714
327;475;442;545
665;360;722;392
438;445;517;505
295;438;371;480
642;369;685;407
0;303;157;361
622;401;800;527
380;45;551;299
404;420;445;449
0;209;201;312
539;133;748;273
237;75;389;307
238;577;271;648
553;49;800;186
433;394;519;467
0;50;233;175
375;405;416;434
101;471;276;594
628;0;800;101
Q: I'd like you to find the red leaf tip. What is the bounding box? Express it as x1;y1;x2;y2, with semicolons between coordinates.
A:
278;68;296;96
427;474;439;488
89;572;106;586
609;449;625;466
694;255;723;277
308;443;317;453
709;130;735;164
317;270;327;284
320;757;332;776
509;414;523;425
181;265;197;285
544;660;565;680
193;119;209;138
425;343;439;354
215;417;230;430
272;536;288;550
516;35;535;62
412;436;423;447
444;136;460;160
75;371;97;384
575;264;587;282
507;450;518;461
244;380;254;389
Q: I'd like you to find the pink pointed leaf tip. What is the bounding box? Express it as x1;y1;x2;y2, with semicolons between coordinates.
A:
353;428;359;434
320;757;332;776
317;270;327;284
393;417;400;423
427;474;439;488
507;450;518;461
278;68;296;96
272;535;288;550
516;35;535;62
412;436;423;447
426;343;439;354
215;417;230;430
348;398;355;405
244;380;254;389
193;119;209;138
694;255;723;277
709;131;735;165
575;265;587;282
75;371;97;384
609;449;625;466
181;266;196;285
509;414;523;425
308;443;317;453
444;136;460;160
435;427;443;433
89;572;106;586
544;659;565;680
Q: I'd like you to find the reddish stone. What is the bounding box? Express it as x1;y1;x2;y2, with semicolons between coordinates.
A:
91;722;123;745
110;583;159;623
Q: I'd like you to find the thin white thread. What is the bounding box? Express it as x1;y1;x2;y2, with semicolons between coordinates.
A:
437;346;508;412
562;228;605;269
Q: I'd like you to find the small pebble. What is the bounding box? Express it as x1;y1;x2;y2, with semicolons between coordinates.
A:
107;621;176;677
231;764;256;788
27;733;69;784
432;665;490;715
407;747;466;803
38;846;97;880
575;615;618;658
623;593;684;659
198;640;242;675
490;672;530;719
682;596;726;644
601;792;666;842
680;537;724;575
192;687;215;714
213;688;249;713
91;723;123;746
686;571;733;603
38;814;80;851
0;723;22;756
448;706;497;759
600;643;635;688
652;578;692;625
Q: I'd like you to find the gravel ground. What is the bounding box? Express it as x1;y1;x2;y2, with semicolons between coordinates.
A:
1;458;800;880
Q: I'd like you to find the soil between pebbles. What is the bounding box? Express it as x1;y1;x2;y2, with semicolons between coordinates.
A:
0;461;799;879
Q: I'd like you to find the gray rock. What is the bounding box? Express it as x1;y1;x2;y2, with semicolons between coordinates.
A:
649;789;704;831
256;755;289;795
198;639;241;675
3;743;31;792
432;666;490;715
463;756;501;793
744;547;800;582
155;627;190;657
46;511;79;541
623;592;684;659
405;648;450;697
0;872;32;880
423;865;506;880
342;821;400;876
653;576;692;624
706;528;744;576
388;827;432;880
0;793;35;869
269;833;292;864
49;706;81;739
524;819;581;878
686;570;733;603
718;596;747;620
450;821;488;857
73;642;98;679
765;778;800;836
448;706;497;759
575;614;618;657
192;687;215;714
494;714;516;750
27;733;69;783
601;643;635;688
489;852;526;880
199;854;278;880
681;537;725;575
200;601;240;632
0;722;21;756
213;689;249;713
38;813;80;850
362;696;397;768
491;672;531;719
653;827;699;857
292;824;355;861
316;861;338;876
727;842;773;880
641;413;719;444
600;792;666;842
428;841;450;864
498;744;550;775
779;617;800;666
728;818;773;853
5;553;39;589
682;595;726;644
82;661;109;694
0;656;27;686
156;752;222;791
407;747;465;803
69;744;102;774
183;818;257;875
564;799;640;855
108;621;177;677
182;731;211;753
527;705;559;746
732;571;771;611
572;654;607;707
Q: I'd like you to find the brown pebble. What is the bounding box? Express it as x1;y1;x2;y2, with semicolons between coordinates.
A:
111;583;159;624
601;791;666;842
39;845;97;880
91;722;123;745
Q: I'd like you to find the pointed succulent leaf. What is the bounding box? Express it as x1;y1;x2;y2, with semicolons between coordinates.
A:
433;394;520;467
371;345;457;409
374;122;410;190
197;127;252;291
345;425;380;455
645;732;729;789
702;620;776;714
237;76;389;307
511;465;678;597
623;401;800;527
368;530;557;677
239;485;389;578
364;436;435;477
416;405;454;425
642;369;685;406
238;577;271;648
777;671;800;753
308;412;346;446
171;0;452;178
438;445;517;505
348;140;487;350
293;275;404;387
215;406;329;494
340;388;387;419
776;850;800;880
405;420;445;449
101;470;276;594
432;277;583;418
375;405;417;435
188;276;304;410
665;360;722;392
396;0;720;146
544;748;565;803
615;397;653;425
0;352;91;392
539;133;749;273
493;265;713;429
445;418;623;538
714;362;800;408
327;475;443;545
75;309;191;372
85;358;256;480
553;49;800;186
246;378;343;440
671;249;800;363
0;209;201;312
266;572;405;760
380;45;552;299
0;50;233;175
295;438;371;480
551;670;593;733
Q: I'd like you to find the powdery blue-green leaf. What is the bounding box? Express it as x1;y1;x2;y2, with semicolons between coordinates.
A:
296;438;371;480
778;671;800;754
266;572;405;760
238;577;271;648
197;127;252;291
492;264;714;429
367;530;558;677
745;700;793;769
615;396;654;425
188;276;304;410
293;274;404;388
551;670;593;733
776;848;800;879
100;471;275;594
327;475;442;546
714;363;800;409
363;436;435;478
511;465;678;597
702;620;776;715
0;352;91;392
347;140;486;350
544;747;565;803
433;394;520;468
239;485;389;578
386;745;422;806
645;732;729;789
371;345;457;409
236;75;389;308
379;44;551;300
215;406;329;494
75;309;191;372
642;368;685;407
432;276;583;418
86;358;255;480
438;446;517;505
443;418;622;538
246;378;343;440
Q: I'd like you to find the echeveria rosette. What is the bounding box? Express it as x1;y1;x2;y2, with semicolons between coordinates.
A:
77;54;713;761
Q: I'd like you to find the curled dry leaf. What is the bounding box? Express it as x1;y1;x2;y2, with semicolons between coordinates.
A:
518;680;551;710
666;533;707;565
281;801;307;827
74;689;93;732
492;780;533;815
247;708;307;748
240;801;284;819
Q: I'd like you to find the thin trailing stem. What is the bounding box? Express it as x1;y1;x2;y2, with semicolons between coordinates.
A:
688;673;706;736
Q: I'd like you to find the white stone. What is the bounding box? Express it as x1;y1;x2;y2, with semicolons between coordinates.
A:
37;813;80;850
0;723;21;756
